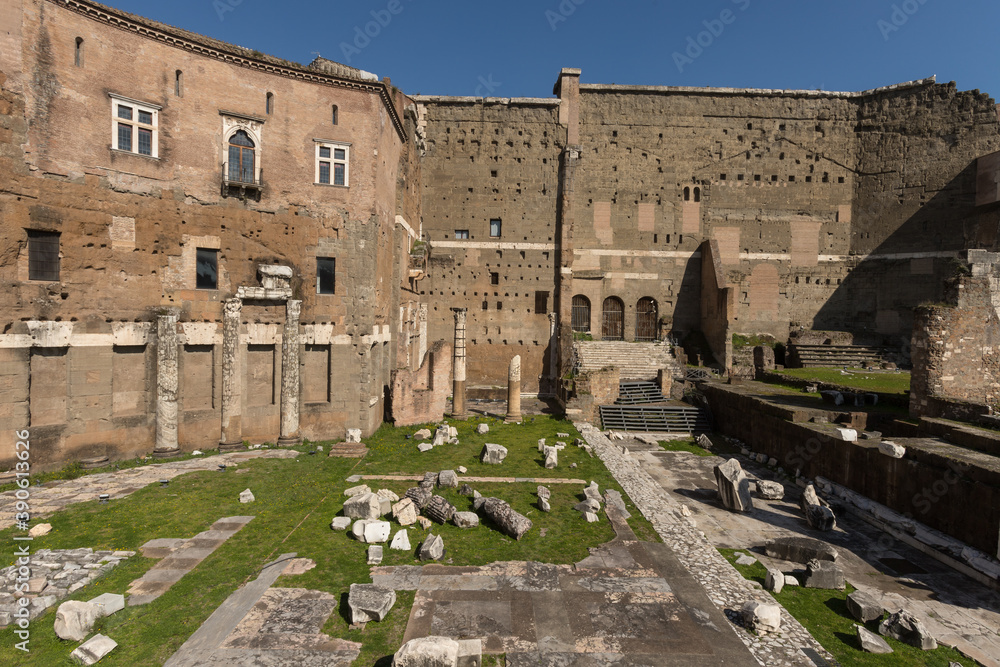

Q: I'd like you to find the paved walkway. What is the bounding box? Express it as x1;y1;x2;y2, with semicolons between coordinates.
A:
164;555;362;667
375;505;758;665
633;434;1000;667
0;449;299;530
348;474;588;485
127;516;255;605
576;423;836;667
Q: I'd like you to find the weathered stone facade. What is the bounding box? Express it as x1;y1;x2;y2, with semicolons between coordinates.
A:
910;250;1000;419
4;0;1000;471
417;70;1000;387
0;0;423;470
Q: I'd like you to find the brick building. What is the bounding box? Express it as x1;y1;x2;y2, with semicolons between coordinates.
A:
3;0;1000;471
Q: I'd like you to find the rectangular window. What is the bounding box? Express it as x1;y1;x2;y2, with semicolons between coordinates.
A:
317;257;335;294
490;272;499;285
489;218;502;238
27;230;60;281
110;94;159;157
196;248;218;290
534;291;549;314
117;124;132;152
315;141;350;187
454;230;469;239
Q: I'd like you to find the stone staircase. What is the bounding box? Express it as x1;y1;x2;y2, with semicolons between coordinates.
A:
574;341;679;380
616;381;666;405
788;344;885;368
599;404;711;433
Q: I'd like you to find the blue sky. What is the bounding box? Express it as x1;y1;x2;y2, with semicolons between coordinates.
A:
106;0;1000;99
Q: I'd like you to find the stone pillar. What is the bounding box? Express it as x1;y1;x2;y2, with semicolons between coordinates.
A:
219;298;244;452
154;312;180;457
277;299;302;447
545;311;558;394
451;308;468;418
506;354;522;423
418;304;428;369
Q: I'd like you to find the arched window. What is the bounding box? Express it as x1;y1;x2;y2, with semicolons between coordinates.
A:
693;187;701;202
683;186;690;201
74;37;83;67
602;297;624;341
227;130;255;184
265;92;274;115
332;104;339;125
175;70;183;97
571;295;591;333
636;297;658;342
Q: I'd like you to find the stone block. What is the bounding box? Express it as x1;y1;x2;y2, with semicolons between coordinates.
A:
878;441;906;458
857;625;893;654
452;512;479;528
346;428;363;444
714;458;753;512
419;534;445;561
363;521;391;544
756;480;784;500
390;529;411;551
438;470;458;488
480;497;531;540
765;536;838;563
348;583;396;623
367;545;383;565
344;484;371;497
28;523;52;537
239;488;255;503
331;517;352;530
879;609;937;650
87;593;124;617
741;600;781;635
764;566;784;593
344;492;382;520
414;429;432;439
71;634;117;665
394;636;459;667
54;600;100;641
847;589;883;623
803;559;846;589
480;443;508;464
476;423;489;434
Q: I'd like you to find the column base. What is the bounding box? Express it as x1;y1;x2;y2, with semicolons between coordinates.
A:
505;415;522;424
152;448;181;459
218;441;245;453
276;435;303;448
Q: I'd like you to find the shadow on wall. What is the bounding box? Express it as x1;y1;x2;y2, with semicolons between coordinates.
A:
812;162;1000;355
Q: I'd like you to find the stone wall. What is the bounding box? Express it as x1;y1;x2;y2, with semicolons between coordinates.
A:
0;0;422;470
563;366;619;424
703;382;1000;558
414;97;563;394
418;72;1000;382
389;339;452;427
910;250;1000;419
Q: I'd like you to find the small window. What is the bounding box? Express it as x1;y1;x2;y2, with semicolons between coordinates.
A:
74;37;83;67
693;187;701;202
266;92;274;115
315;142;350;187
454;230;469;239
490;272;499;285
27;230;60;281
175;70;183;97
317;257;335;294
683;187;690;201
196;248;218;290
534;290;549;314
489;218;502;238
331;105;339;125
110;94;159;157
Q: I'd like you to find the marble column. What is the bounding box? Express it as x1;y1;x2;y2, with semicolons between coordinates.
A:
451;307;467;419
218;298;244;451
154;312;180;457
277;299;302;447
506;354;522;423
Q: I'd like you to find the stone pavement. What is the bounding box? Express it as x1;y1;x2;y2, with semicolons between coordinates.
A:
0;449;299;530
164;555;362;667
375;505;758;665
632;434;1000;667
349;474;588;485
576;423;837;667
127;516;255;605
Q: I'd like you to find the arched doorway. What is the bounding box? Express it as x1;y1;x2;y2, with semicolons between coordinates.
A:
602;297;624;341
571;295;591;333
635;297;658;342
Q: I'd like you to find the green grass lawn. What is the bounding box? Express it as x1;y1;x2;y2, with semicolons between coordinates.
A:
0;416;657;666
719;549;980;667
777;368;911;395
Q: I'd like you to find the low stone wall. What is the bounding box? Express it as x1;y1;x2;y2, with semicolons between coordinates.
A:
756;370;910;409
703;382;1000;558
563;367;620;424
